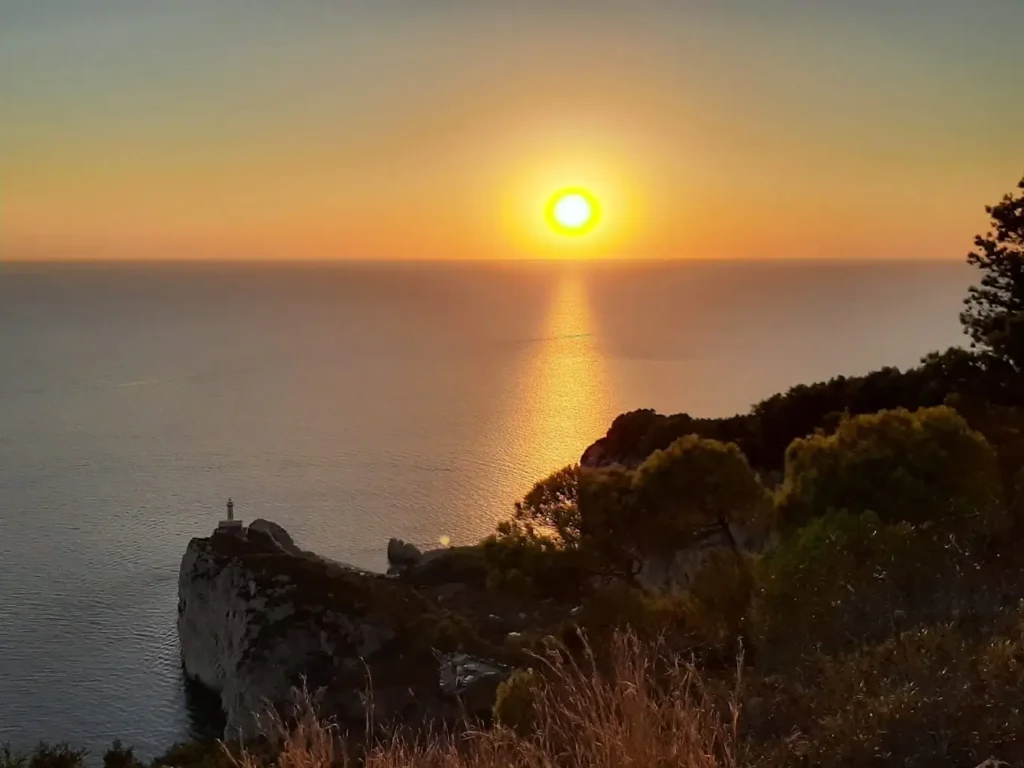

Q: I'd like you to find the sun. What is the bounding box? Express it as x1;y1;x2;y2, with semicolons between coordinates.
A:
546;188;600;236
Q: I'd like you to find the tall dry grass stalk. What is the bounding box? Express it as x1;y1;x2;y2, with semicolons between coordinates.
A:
228;631;742;768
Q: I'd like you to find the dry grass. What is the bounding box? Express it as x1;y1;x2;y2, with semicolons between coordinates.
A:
228;632;741;768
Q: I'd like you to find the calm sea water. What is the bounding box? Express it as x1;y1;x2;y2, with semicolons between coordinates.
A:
0;260;972;756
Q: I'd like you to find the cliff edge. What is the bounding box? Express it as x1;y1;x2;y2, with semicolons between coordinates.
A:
177;521;507;739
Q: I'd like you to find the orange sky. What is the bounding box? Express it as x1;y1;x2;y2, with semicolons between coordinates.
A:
2;2;1022;261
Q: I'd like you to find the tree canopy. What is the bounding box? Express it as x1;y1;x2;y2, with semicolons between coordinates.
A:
776;406;1004;535
961;173;1024;376
626;436;768;555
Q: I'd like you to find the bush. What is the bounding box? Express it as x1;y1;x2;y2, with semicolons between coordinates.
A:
404;546;490;588
750;510;980;665
776;406;1004;535
420;610;483;653
571;560;751;666
575;584;692;648
481;533;590;600
102;742;142;768
0;745;87;768
684;549;754;650
744;607;1024;767
492;668;540;734
152;740;237;768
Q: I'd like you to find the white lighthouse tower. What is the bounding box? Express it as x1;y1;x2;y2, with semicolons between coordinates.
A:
217;497;243;533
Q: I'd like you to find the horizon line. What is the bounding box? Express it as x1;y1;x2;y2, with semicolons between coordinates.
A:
1;256;971;267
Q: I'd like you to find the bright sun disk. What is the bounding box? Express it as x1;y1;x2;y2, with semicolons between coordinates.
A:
547;189;599;235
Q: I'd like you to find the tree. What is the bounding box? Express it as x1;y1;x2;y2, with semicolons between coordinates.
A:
777;406;1004;536
578;464;643;579
529;439;770;583
486;466;597;598
961;173;1024;374
503;465;581;548
628;436;769;556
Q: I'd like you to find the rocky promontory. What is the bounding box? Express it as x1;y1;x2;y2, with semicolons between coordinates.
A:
177;521;514;740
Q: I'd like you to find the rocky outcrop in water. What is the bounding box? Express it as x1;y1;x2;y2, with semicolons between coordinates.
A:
177;522;508;740
386;538;423;570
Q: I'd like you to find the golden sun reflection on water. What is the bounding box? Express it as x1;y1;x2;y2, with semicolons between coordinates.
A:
501;273;617;505
528;276;614;456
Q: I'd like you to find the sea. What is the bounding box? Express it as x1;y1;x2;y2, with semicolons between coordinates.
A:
0;259;973;758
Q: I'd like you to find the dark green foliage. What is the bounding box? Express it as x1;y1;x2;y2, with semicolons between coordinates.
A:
580;436;768;577
102;742;142;768
750;511;976;665
481;532;590;600
585;349;1022;478
482;465;596;598
30;745;86;768
571;553;753;663
492;668;540;733
776;406;1004;535
0;745;26;768
587;408;756;469
951;397;1024;514
508;465;581;548
684;549;755;648
151;740;236;768
403;545;490;589
745;608;1024;767
489;437;768;595
628;436;769;555
576;464;639;579
419;610;484;653
0;745;88;768
961;173;1024;376
574;583;691;647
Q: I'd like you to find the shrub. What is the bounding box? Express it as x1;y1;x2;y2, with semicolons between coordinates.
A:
102;742;142;768
492;668;540;734
684;549;755;650
153;740;237;768
744;607;1024;767
776;406;1004;535
0;745;88;768
574;584;691;648
404;546;489;589
749;510;979;665
0;745;24;768
420;610;482;653
481;533;589;600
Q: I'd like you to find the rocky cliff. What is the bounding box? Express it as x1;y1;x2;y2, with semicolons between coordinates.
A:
177;521;507;740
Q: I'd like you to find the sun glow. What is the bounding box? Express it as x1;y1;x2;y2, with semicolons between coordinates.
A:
547;189;600;236
498;149;643;259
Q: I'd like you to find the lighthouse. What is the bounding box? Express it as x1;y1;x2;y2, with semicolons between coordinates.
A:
217;497;243;533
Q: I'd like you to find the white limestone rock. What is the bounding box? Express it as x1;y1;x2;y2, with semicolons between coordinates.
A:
177;527;398;739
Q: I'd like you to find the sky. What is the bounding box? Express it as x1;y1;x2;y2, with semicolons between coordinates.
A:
2;0;1022;261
